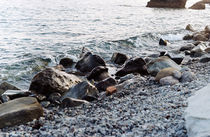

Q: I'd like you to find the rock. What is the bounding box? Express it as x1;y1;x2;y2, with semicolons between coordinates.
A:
204;25;210;33
0;95;10;103
118;74;135;83
115;57;148;77
147;56;181;76
200;55;210;63
159;38;167;46
160;53;185;65
87;66;110;82
75;52;106;74
0;82;19;96
189;2;205;9
60;81;98;102
186;24;195;32
29;67;81;97
183;34;193;40
40;101;51;108
111;52;129;65
180;43;195;51
0;97;43;128
106;86;117;96
59;58;74;68
61;97;89;108
79;47;90;58
48;93;61;104
191;43;207;56
180;71;196;82
193;34;208;41
53;65;65;71
1;90;32;100
155;67;181;81
159;76;179;85
146;0;187;8
185;83;210;137
95;77;117;91
205;47;210;53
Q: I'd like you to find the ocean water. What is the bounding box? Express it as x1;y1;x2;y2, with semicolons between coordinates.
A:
0;0;209;88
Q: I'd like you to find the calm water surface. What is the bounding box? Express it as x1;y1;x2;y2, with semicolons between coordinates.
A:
0;0;209;88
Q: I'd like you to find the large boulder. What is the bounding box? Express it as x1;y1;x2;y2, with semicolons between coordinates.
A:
29;68;81;97
0;82;19;96
0;97;43;128
115;57;148;77
60;81;99;102
146;0;187;8
185;83;210;137
147;56;181;76
75;52;106;74
189;2;205;9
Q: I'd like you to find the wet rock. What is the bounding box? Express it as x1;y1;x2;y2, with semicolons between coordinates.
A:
183;34;193;40
147;56;181;76
146;0;187;8
95;77;117;91
79;47;90;58
186;24;195;32
29;67;81;97
159;38;167;46
180;71;196;83
204;25;210;33
0;95;10;103
185;83;210;137
159;76;179;85
75;52;106;74
87;66;110;82
193;34;208;41
111;52;129;65
189;2;205;9
106;86;117;96
61;97;89;108
0;82;19;96
60;81;98;102
48;93;61;104
155;67;181;81
200;55;210;63
0;97;43;128
118;74;135;83
1;90;32;100
115;57;148;77
40;101;51;108
179;43;195;51
59;58;74;68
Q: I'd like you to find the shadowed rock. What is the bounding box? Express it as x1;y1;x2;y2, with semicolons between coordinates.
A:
159;38;167;46
0;82;19;96
95;77;117;91
75;52;106;74
29;68;81;97
61;97;89;108
87;66;110;82
115;58;148;77
146;0;187;8
111;52;129;65
0;97;43;129
59;58;74;68
1;90;32;100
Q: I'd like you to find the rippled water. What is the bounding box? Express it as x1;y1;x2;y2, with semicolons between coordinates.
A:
0;0;209;88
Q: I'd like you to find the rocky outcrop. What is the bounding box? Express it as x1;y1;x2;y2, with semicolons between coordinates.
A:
29;68;81;97
185;83;210;137
189;2;205;9
146;0;187;8
0;97;43;128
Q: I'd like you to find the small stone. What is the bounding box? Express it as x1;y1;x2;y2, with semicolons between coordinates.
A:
180;71;196;82
186;24;195;32
95;77;117;91
159;76;179;85
40;101;51;108
106;86;117;96
183;34;193;40
159;38;167;46
59;58;74;68
200;55;210;63
0;94;10;103
179;43;195;51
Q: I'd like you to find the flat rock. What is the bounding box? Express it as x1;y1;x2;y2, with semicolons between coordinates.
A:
29;67;81;97
200;55;210;63
185;83;210;137
0;97;43;128
146;0;187;8
61;97;89;108
0;82;19;96
1;90;32;100
147;56;181;76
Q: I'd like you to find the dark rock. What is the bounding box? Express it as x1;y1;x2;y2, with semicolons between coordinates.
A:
111;52;129;65
147;56;181;76
0;97;43;129
200;55;210;63
29;67;81;97
48;93;61;104
40;101;51;108
115;57;148;77
189;2;205;9
87;66;110;82
95;77;117;91
1;90;32;100
193;41;202;46
59;58;74;68
160;53;184;65
190;43;207;57
186;24;195;32
61;97;89;108
183;34;193;40
0;82;19;96
0;95;10;103
146;0;187;8
79;47;90;58
193;34;208;41
60;81;98;102
159;38;167;46
205;25;210;33
185;50;191;55
75;52;106;74
180;43;195;51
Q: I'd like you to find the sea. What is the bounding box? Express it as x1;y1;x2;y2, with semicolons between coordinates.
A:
0;0;209;88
